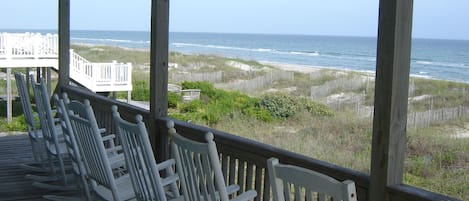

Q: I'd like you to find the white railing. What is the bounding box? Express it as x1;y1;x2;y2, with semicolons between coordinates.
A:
0;32;58;59
69;49;132;92
0;32;132;92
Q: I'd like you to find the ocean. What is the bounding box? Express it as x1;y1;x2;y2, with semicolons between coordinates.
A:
4;29;469;83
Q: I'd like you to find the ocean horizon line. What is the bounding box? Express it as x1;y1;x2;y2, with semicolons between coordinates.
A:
1;28;468;41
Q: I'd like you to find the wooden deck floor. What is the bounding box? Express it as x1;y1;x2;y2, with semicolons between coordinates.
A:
0;134;75;201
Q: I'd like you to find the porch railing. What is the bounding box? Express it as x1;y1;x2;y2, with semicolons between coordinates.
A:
62;85;459;201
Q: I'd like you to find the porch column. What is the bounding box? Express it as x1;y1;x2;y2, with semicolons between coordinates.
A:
369;0;414;200
58;0;70;91
150;0;170;162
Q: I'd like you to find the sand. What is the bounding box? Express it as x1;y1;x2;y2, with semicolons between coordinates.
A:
259;61;324;73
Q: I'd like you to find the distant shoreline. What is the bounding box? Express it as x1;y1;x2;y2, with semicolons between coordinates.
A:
71;43;468;84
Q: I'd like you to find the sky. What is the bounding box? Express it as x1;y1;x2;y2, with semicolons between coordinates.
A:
0;0;468;40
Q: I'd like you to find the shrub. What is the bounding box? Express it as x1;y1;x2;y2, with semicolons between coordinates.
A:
172;81;274;124
242;107;273;122
259;93;299;118
304;100;334;117
168;92;180;108
132;80;149;101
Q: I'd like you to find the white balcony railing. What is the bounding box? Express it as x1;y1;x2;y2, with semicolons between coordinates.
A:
0;32;132;92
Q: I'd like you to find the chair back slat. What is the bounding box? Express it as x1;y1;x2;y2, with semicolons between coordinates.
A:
112;105;181;201
53;93;92;200
169;120;257;201
14;72;37;131
172;133;219;201
14;72;46;163
267;157;357;201
31;76;69;184
68;100;119;200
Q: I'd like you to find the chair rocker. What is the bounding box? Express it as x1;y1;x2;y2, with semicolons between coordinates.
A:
168;120;257;201
267;157;357;201
112;105;183;201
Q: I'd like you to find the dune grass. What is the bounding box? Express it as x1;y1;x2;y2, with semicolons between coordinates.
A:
1;44;467;200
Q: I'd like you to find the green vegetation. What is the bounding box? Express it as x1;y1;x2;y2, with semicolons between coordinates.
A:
169;82;331;125
1;45;467;200
0;100;27;132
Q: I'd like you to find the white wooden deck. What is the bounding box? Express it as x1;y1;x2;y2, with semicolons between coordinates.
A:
0;32;132;92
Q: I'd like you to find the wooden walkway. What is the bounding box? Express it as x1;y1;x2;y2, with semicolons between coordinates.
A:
0;134;74;201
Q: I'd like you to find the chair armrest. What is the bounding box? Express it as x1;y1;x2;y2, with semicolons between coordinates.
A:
230;190;257;201
156;159;176;171
109;153;126;170
226;184;240;195
105;145;122;155
161;174;179;187
102;134;115;142
102;133;116;151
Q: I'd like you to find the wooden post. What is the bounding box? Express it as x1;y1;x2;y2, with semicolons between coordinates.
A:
150;0;170;162
6;68;12;123
369;0;414;200
25;68;30;96
58;0;70;92
47;67;52;96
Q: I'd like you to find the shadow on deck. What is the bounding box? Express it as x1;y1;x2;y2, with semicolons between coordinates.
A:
0;134;74;201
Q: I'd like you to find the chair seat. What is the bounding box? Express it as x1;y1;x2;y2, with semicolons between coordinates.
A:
94;174;135;201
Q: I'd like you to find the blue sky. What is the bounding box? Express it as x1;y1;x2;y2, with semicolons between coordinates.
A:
1;0;468;40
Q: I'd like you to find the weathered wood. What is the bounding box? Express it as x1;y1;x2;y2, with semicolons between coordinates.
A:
387;184;462;201
254;166;263;201
150;0;170;162
369;0;414;201
150;0;169;118
0;135;76;200
47;67;52;96
58;0;70;91
221;154;229;182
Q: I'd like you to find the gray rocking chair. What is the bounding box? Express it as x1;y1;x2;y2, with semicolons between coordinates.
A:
42;93;94;201
28;76;75;191
168;120;257;201
112;105;183;201
44;93;127;201
68;99;135;201
267;157;357;201
14;72;48;172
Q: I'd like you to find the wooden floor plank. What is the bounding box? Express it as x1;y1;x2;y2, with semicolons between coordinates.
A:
0;134;76;201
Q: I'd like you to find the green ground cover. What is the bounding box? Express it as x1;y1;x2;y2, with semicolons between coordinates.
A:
1;45;467;200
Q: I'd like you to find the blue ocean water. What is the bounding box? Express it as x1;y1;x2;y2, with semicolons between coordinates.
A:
4;29;469;83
